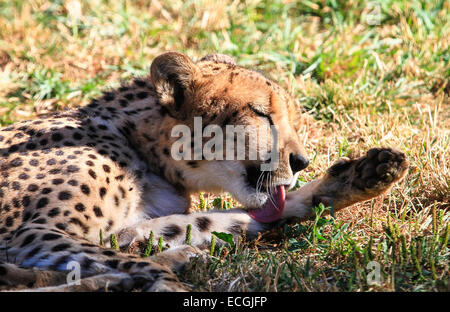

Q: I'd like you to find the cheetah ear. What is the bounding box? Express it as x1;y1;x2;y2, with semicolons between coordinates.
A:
151;52;201;119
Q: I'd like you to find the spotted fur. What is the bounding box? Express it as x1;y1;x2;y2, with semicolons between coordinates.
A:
0;52;408;291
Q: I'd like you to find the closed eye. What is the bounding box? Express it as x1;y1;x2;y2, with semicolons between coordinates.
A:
247;103;274;125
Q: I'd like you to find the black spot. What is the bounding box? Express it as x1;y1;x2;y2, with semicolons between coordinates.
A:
58;191;72;200
137;91;149;99
99;187;107;199
81;257;95;270
105;259;119;269
93;206;103;217
42;233;61;241
102;250;116;256
124;93;134;100
21;196;31;207
102;165;111;173
20;234;36;247
88;169;97;179
52;178;64;185
85;160;94;166
195;217;212;232
11;157;23;167
27;184;39;192
26;246;42;259
134;79;147;87
136;262;149;268
42;187;52;194
8;144;19;153
161;224;182;240
36;197;49;209
47;158;56;166
68;179;78;186
22;212;32;222
122;261;135;270
49;168;61;175
32;218;46;224
18;173;29;180
55;223;67;231
12;197;20;208
67;165;80;173
81;184;90;195
48;208;60;217
25;142;37;150
51;133;64;142
29;159;39;166
69;218;89;234
105;220;114;231
73;132;83;140
12;181;20;190
103;92;115;101
51;243;71;252
74;203;85;212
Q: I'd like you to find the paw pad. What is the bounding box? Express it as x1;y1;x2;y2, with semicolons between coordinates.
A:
354;148;408;190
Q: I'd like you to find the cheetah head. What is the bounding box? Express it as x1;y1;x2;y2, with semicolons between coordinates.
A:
149;52;308;222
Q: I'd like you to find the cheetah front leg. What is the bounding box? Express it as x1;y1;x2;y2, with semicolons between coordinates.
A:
117;210;267;253
283;147;409;220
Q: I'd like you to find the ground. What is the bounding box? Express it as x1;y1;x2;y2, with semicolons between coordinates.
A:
0;0;448;291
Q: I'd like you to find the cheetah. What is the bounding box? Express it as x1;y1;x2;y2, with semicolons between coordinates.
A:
0;52;408;291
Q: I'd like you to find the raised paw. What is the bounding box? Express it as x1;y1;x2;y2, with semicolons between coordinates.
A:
333;147;408;192
313;147;408;211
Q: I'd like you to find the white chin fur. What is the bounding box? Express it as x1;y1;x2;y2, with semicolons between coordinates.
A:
287;171;301;191
236;191;269;209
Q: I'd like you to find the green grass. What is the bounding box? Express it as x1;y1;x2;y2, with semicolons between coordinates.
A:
0;0;448;291
181;203;449;291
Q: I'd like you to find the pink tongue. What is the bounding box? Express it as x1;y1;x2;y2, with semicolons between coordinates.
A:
249;185;286;223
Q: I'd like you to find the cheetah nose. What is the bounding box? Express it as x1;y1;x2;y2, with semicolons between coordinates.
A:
289;153;309;172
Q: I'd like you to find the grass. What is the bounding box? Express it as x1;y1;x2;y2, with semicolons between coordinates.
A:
0;0;448;291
